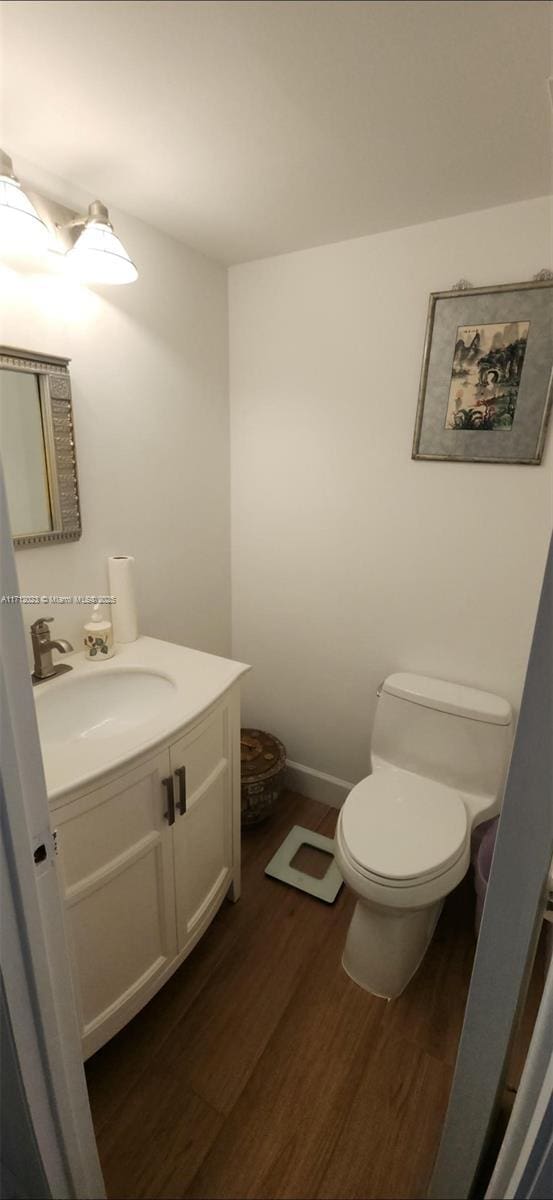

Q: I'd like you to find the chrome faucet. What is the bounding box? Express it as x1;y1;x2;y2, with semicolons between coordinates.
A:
31;617;74;684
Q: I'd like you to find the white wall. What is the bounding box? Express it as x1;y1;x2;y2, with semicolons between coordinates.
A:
230;197;553;795
1;163;230;662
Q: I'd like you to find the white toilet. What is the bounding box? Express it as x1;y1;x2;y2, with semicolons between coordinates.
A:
335;672;513;999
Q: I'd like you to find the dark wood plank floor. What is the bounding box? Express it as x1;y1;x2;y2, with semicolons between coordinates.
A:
86;791;477;1200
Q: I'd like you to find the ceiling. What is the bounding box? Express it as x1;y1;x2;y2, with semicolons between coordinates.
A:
1;0;551;264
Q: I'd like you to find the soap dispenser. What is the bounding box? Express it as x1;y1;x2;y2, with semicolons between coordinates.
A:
83;604;115;660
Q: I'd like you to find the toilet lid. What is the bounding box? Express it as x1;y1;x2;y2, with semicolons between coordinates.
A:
341;769;468;883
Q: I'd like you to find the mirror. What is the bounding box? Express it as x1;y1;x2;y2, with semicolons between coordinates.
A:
0;347;81;548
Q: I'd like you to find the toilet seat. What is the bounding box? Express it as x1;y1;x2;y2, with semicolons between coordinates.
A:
341;767;468;886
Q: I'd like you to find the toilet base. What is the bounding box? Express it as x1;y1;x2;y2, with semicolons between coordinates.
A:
342;896;444;999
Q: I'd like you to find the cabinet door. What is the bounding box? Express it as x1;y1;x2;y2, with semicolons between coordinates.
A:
54;750;178;1056
170;702;232;950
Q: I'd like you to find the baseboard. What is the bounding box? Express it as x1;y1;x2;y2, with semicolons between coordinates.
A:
285;760;353;809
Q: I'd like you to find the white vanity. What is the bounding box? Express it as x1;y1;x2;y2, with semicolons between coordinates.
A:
36;636;249;1059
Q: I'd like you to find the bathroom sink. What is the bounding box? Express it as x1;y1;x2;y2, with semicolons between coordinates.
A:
35;668;177;744
34;636;250;802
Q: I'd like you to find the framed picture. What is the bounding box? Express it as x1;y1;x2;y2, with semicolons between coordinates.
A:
412;279;553;464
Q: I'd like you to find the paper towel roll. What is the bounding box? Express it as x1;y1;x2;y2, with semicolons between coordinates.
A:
108;556;138;643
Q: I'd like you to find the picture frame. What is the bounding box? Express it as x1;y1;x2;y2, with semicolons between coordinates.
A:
0;345;81;547
412;279;553;464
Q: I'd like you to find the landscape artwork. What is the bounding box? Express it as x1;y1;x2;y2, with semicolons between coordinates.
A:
413;279;552;464
444;321;529;431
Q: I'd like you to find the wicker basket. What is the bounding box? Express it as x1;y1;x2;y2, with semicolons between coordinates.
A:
241;729;287;827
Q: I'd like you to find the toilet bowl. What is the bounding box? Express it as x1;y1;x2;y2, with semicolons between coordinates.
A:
336;673;513;999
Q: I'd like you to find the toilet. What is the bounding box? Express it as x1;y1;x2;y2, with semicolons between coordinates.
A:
335;672;513;999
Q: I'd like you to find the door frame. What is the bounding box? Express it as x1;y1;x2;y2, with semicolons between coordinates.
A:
0;465;105;1199
429;535;553;1199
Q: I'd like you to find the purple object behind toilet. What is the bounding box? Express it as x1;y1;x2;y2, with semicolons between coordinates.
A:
471;817;499;935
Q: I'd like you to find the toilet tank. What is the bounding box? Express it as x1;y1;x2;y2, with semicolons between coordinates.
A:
371;673;513;798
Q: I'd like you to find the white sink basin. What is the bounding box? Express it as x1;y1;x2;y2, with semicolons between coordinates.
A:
35;636;250;802
35;668;177;744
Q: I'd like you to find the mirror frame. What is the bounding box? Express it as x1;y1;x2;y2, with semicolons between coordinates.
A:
0;345;81;549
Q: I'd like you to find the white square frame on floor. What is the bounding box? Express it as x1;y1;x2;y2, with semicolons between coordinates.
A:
265;825;344;903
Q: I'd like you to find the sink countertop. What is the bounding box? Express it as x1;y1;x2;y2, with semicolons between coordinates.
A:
36;636;250;803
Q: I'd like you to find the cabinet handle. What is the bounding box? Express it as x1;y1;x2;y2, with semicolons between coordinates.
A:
162;775;175;825
175;766;187;815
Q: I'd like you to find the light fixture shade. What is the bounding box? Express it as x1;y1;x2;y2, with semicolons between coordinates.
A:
66;220;138;285
0;174;49;255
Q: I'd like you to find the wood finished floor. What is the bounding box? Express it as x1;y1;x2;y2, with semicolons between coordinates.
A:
85;791;477;1200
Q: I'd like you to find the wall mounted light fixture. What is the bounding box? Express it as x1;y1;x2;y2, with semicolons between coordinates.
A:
62;199;138;285
0;150;50;254
0;149;138;285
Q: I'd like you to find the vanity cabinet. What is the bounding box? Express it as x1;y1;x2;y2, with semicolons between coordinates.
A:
55;751;178;1050
52;687;241;1058
170;701;234;948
